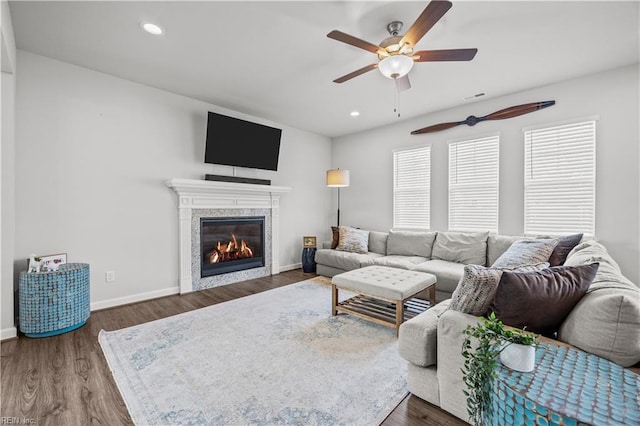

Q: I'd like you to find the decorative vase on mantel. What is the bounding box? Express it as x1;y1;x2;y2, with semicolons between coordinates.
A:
500;342;536;372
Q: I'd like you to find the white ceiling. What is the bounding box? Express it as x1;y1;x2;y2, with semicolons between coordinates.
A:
9;1;640;138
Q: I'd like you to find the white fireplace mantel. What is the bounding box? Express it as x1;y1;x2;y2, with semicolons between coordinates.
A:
166;178;292;294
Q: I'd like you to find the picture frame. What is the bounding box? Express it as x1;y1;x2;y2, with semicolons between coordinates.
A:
303;236;317;248
40;253;67;271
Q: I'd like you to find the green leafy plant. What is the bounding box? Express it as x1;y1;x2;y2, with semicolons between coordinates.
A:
461;313;537;425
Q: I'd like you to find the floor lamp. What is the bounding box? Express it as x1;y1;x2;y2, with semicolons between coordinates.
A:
326;169;350;226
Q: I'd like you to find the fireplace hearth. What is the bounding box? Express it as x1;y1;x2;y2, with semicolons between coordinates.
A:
200;217;265;277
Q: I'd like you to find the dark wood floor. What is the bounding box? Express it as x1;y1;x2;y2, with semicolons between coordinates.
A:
1;269;466;426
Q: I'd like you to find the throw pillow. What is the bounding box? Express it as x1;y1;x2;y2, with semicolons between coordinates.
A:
548;233;583;266
491;238;558;268
486;235;529;267
448;262;550;317
331;226;339;249
431;231;489;265
448;265;504;316
335;226;369;254
387;230;437;258
489;263;599;336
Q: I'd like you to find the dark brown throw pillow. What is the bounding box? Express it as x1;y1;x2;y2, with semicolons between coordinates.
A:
548;233;583;266
489;263;599;337
331;226;339;249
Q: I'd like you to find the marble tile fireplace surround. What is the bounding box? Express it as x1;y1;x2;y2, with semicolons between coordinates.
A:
166;178;291;294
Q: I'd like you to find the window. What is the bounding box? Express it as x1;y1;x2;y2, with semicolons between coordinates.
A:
393;146;430;229
524;120;596;236
448;135;500;232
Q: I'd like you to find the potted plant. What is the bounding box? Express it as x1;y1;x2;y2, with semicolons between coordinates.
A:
461;313;537;426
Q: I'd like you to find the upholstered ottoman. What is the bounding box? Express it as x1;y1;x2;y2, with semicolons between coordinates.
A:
331;265;437;335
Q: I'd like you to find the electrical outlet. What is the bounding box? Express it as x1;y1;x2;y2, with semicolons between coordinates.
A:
105;271;116;282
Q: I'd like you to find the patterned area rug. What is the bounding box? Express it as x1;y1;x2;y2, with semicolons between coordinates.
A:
99;277;408;425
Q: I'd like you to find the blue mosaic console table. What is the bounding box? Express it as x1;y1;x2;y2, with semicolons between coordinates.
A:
490;343;640;425
19;263;90;338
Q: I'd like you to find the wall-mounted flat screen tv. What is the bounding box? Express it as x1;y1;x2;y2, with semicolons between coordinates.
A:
204;112;282;171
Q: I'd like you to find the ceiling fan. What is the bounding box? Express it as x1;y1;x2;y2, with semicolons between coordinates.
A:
327;0;477;92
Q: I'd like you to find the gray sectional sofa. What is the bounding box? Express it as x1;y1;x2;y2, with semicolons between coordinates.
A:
316;229;517;302
316;228;640;423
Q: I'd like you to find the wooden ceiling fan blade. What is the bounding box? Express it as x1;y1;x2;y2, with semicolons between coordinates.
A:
333;63;378;83
411;121;461;135
482;101;556;121
395;75;411;92
413;48;478;62
327;30;383;55
400;0;452;48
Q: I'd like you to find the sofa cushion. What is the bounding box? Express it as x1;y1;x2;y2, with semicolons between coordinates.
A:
336;226;369;254
411;259;466;294
491;238;558;268
399;300;451;368
564;240;635;289
558;286;640;367
431;231;489;265
387;230;437;258
368;231;389;255
314;249;382;271
548;233;583;266
490;263;599;336
361;255;428;270
486;235;525;267
559;239;640;367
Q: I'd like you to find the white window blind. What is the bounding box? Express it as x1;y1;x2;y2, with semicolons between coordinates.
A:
393;146;430;229
448;135;499;232
524;120;596;236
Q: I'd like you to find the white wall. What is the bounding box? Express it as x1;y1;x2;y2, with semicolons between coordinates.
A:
332;65;640;284
1;0;17;339
13;51;332;309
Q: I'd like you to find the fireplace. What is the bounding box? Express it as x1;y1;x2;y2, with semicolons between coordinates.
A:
200;217;265;278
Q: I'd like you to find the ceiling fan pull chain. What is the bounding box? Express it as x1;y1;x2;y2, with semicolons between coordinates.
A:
393;84;400;118
393;84;397;115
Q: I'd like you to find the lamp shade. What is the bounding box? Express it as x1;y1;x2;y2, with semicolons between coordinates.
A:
326;169;350;187
378;54;414;79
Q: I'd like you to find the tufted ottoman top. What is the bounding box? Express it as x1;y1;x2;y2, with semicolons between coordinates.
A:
332;265;436;301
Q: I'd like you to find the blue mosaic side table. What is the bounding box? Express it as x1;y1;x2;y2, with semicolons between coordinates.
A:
19;263;90;338
490;343;640;425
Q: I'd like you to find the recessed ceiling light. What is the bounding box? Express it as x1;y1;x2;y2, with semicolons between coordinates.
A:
350;111;360;117
141;22;164;36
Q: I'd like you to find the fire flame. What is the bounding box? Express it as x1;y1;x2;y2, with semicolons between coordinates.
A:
207;234;254;264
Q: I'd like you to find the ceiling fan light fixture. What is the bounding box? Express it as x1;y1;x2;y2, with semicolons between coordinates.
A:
378;55;414;79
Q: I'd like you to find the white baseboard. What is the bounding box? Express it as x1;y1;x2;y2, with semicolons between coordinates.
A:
91;286;180;311
4;265;304;338
1;327;17;341
279;263;302;272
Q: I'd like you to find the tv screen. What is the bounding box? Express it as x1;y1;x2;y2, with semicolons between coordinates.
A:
204;112;282;171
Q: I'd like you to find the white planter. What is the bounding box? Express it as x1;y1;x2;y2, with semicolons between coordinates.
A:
500;343;535;372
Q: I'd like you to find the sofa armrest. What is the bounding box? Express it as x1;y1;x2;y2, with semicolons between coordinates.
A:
399;300;451;367
436;309;482;423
